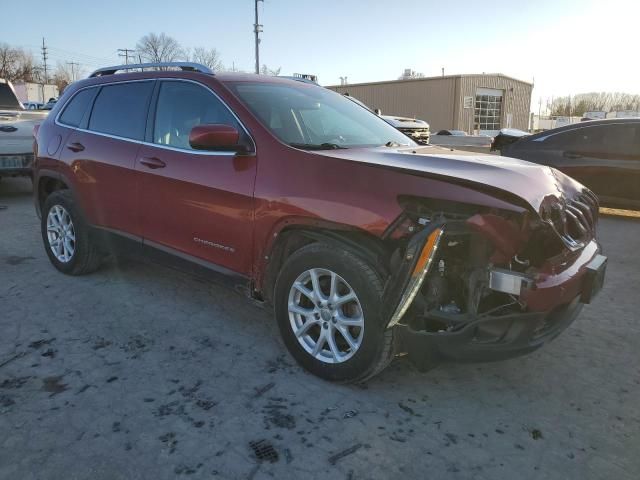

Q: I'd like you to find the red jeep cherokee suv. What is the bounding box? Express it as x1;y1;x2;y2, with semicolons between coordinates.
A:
33;62;606;382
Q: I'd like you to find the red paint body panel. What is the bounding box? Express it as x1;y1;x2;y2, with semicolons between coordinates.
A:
58;130;142;236
522;240;600;311
136;144;256;274
188;124;239;150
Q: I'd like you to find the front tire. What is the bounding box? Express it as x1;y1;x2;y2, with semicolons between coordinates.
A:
41;190;102;275
274;243;395;383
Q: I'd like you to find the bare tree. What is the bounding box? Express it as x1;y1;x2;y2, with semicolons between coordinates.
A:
52;62;73;93
260;64;281;76
188;47;223;71
550;92;640;116
136;32;183;63
0;43;38;82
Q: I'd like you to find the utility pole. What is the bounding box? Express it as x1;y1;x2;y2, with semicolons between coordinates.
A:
254;0;264;74
118;48;136;65
41;37;49;84
66;61;80;81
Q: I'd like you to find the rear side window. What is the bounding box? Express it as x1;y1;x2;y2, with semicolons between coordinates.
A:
88;81;154;140
59;88;97;127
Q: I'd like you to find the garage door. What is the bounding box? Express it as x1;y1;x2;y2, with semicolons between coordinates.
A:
474;88;503;136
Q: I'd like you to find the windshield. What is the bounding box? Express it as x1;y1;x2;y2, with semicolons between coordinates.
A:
228;81;416;149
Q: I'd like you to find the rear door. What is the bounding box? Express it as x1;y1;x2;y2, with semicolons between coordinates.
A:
59;80;154;236
136;79;257;275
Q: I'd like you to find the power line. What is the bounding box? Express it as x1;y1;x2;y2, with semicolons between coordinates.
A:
117;48;136;65
41;38;49;84
67;61;80;81
254;0;264;74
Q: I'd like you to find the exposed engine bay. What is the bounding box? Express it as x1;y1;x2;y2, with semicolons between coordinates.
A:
383;191;600;337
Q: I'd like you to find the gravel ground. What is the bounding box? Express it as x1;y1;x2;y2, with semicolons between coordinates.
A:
1;177;638;480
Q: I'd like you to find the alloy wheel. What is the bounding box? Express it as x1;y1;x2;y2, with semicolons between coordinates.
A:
287;268;365;364
46;205;76;263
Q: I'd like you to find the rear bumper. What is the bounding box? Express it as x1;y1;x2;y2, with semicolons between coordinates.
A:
399;298;583;369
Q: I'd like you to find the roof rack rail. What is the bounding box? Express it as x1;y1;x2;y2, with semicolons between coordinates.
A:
280;76;318;85
89;62;213;78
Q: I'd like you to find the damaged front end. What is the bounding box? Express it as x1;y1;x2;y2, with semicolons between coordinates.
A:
381;192;606;370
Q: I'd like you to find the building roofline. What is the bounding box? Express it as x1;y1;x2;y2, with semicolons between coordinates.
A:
325;73;533;89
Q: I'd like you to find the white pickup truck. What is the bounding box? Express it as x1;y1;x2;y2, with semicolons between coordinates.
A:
0;79;48;179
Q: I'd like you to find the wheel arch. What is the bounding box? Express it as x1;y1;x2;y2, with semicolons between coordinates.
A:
257;222;391;304
35;169;81;219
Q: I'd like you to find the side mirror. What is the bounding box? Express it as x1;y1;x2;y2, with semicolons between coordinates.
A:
189;124;243;152
374;108;382;116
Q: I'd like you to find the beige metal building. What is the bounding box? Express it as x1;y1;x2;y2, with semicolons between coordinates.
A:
327;74;533;135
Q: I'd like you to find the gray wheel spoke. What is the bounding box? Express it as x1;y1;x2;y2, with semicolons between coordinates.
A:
288;303;314;317
329;271;338;301
336;325;357;351
333;292;357;307
336;313;364;327
309;269;325;302
295;319;319;338
293;282;315;303
311;331;326;357
326;331;341;361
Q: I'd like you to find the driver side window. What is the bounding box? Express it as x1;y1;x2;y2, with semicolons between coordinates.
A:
153;81;238;150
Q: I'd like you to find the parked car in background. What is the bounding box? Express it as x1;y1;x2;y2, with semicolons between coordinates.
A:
23;101;45;110
490;128;530;152
42;98;58;110
0;79;48;180
430;129;493;151
342;94;430;144
381;115;430;144
501;118;640;209
34;62;606;382
435;129;467;136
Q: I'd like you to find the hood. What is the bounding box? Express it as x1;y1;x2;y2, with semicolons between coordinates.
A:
382;115;429;129
318;145;584;214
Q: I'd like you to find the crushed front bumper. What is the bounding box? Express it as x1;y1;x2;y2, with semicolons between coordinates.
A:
386;226;606;369
398;298;583;370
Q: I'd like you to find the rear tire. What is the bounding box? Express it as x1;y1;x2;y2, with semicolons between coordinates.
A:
274;243;395;383
41;190;103;275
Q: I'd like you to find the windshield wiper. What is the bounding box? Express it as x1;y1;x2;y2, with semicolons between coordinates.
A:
384;141;410;147
289;142;347;150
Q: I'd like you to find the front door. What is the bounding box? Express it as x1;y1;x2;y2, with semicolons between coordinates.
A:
136;79;257;275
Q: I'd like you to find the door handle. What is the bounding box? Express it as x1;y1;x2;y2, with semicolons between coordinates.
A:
66;142;85;152
563;151;582;159
139;156;166;169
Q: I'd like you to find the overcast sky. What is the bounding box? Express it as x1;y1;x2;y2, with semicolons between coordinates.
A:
6;0;639;108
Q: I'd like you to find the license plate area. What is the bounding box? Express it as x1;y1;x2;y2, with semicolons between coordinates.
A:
580;254;607;304
0;154;32;169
